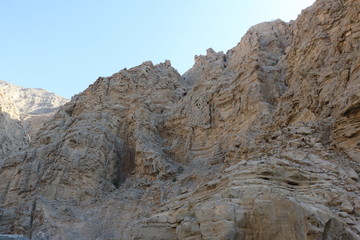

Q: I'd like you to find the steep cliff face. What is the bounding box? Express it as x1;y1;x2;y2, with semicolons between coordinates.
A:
1;0;360;239
0;92;28;160
275;0;360;163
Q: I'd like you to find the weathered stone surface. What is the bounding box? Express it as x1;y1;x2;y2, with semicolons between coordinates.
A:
0;81;68;162
0;235;28;240
0;100;28;160
1;0;360;239
0;80;69;138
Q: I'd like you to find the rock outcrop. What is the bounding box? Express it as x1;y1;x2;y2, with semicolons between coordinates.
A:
1;0;360;239
0;81;68;160
0;81;69;138
0;92;28;161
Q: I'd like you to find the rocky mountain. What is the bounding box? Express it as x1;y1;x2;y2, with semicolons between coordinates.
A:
0;91;28;161
0;81;69;137
0;81;69;159
1;0;360;239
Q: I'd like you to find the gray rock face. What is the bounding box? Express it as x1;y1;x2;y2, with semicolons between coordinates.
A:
1;0;360;239
0;234;28;240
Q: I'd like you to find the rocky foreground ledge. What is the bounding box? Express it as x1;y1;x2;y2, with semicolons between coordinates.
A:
1;0;360;239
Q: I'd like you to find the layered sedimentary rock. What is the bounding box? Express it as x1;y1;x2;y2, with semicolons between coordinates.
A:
1;0;360;239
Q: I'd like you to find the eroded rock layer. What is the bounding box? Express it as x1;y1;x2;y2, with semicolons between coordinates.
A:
1;0;360;239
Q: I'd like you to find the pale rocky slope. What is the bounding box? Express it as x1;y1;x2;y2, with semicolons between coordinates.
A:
0;91;28;160
0;81;68;160
1;0;360;239
0;81;69;138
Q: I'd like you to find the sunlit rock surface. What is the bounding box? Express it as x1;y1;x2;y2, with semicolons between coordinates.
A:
0;81;68;160
1;0;360;239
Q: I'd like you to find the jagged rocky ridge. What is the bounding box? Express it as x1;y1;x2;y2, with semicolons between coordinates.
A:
1;0;360;239
0;81;68;160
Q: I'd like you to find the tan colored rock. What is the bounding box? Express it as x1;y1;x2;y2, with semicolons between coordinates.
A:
0;80;69;138
0;80;68;161
341;200;354;214
1;0;360;239
0;90;28;160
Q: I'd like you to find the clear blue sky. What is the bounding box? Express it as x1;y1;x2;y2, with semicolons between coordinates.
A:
0;0;315;98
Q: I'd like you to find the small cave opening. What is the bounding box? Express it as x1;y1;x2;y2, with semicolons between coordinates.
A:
286;180;299;186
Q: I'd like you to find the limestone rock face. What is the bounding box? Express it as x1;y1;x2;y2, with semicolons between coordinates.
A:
0;92;28;161
0;81;68;161
0;81;69;138
1;0;360;239
275;0;360;163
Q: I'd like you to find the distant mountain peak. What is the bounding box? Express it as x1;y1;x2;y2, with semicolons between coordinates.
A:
0;80;69;157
